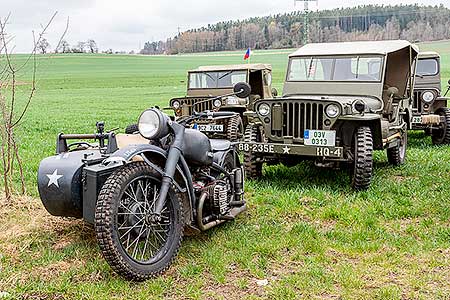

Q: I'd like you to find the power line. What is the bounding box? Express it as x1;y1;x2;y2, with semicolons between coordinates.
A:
294;0;318;44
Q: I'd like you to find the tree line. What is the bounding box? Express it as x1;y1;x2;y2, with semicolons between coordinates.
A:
37;38;99;54
140;4;450;55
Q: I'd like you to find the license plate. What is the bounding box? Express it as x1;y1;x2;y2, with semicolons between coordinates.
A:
412;116;422;124
197;124;224;132
304;130;336;147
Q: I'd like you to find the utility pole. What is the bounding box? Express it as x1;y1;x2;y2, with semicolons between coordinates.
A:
294;0;318;45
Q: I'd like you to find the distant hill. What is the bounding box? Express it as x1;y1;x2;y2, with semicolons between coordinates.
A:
141;4;450;55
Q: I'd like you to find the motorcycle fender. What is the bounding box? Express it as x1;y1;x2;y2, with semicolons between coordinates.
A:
104;144;195;222
213;148;240;167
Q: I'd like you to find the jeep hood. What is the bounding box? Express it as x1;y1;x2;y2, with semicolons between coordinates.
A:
187;88;233;97
281;94;383;111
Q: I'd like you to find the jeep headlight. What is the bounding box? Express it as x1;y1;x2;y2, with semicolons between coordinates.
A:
325;104;340;118
421;91;435;103
172;100;180;109
138;109;170;139
213;99;222;108
258;103;270;116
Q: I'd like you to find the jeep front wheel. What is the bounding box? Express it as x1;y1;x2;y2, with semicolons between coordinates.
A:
226;115;244;142
387;131;407;166
244;125;263;179
351;126;373;191
431;108;450;145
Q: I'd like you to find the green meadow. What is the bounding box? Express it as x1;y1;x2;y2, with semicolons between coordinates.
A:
0;41;449;299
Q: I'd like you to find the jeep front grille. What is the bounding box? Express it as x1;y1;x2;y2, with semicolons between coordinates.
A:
282;102;324;138
413;91;422;113
175;97;213;115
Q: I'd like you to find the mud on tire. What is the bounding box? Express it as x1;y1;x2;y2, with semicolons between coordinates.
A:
95;162;184;281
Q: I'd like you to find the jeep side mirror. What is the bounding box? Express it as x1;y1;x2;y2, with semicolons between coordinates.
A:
271;88;278;97
234;82;252;98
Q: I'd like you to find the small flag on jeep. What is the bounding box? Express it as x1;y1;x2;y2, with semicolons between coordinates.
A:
244;47;251;60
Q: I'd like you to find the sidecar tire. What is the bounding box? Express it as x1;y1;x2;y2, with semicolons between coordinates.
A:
125;124;139;134
95;162;184;281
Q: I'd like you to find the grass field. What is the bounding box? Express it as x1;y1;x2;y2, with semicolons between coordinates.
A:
0;41;449;299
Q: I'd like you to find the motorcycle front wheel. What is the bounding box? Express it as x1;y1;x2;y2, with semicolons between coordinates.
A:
95;162;184;281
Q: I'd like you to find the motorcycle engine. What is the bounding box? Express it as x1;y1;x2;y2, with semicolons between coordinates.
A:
207;180;231;216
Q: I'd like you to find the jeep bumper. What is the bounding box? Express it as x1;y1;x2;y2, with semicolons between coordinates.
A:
238;142;344;158
411;114;446;129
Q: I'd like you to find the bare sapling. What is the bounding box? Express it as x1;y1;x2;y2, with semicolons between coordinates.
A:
0;12;68;201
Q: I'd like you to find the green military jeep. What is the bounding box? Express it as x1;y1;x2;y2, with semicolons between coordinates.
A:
240;40;419;190
169;64;276;141
411;51;450;144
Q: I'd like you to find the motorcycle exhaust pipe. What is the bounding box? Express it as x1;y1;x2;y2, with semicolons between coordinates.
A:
196;191;246;231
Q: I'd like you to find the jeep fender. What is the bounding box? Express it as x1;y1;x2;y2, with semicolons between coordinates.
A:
336;116;383;150
104;144;195;223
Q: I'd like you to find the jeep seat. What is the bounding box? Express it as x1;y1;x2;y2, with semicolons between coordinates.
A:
116;134;150;149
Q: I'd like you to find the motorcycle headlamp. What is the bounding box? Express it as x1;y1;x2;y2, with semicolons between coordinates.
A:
138;109;170;140
421;91;435;103
258;103;270;116
325;104;340;118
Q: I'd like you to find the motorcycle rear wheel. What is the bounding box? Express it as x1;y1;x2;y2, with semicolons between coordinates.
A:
95;162;184;281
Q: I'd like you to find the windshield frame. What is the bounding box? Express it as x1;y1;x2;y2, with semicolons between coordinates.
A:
286;55;386;83
188;70;249;89
416;58;439;77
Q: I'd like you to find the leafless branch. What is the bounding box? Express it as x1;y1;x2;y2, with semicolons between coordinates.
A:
54;16;70;53
0;12;64;200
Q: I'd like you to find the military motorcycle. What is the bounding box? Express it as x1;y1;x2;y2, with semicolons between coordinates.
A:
37;83;251;281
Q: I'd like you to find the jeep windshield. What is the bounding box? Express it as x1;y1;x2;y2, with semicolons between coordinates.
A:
416;58;438;76
287;56;383;82
189;71;247;89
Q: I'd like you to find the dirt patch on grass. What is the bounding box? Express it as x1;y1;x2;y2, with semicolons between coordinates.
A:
31;259;85;282
201;268;267;300
0;195;96;285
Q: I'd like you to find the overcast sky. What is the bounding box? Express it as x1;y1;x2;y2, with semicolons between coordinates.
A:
1;0;448;53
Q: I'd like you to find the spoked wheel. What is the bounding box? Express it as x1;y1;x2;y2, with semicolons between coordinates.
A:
432;108;450;145
387;131;407;166
351;126;373;191
95;162;183;281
